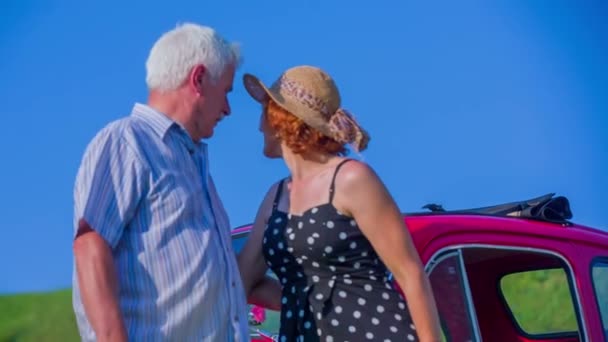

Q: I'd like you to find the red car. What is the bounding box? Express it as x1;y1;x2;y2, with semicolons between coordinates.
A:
231;193;608;342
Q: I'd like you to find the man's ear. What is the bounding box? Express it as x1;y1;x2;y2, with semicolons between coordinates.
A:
189;64;207;94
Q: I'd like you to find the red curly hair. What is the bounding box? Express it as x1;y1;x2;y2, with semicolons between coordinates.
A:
265;99;347;156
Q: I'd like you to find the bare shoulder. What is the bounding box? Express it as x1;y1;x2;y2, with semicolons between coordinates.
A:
337;160;381;188
266;178;287;202
259;177;285;201
334;160;387;209
333;160;388;216
255;178;287;222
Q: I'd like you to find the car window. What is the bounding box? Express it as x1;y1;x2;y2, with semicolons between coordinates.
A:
500;268;579;335
427;251;478;342
592;260;608;341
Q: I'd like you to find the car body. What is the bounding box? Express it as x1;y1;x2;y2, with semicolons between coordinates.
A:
231;194;608;341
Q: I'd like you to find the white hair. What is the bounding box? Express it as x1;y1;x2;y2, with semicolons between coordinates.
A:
145;23;242;91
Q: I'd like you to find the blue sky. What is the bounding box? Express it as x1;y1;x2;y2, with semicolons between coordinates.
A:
0;0;606;294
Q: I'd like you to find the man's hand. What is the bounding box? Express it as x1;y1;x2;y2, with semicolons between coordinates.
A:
73;219;127;342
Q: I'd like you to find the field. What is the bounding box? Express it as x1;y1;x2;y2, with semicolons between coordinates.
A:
1;269;603;341
0;290;79;342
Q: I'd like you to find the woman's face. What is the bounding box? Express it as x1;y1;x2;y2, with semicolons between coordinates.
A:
259;106;282;158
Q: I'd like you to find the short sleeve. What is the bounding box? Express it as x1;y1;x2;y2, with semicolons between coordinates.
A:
73;124;148;248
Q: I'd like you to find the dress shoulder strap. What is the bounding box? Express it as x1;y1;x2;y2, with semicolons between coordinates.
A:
329;159;353;203
272;178;286;211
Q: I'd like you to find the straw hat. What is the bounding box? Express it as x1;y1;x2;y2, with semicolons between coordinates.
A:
243;65;370;152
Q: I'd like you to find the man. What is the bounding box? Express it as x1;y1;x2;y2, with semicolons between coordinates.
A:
72;23;249;341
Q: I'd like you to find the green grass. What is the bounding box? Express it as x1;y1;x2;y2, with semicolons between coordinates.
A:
500;268;578;335
0;289;79;342
592;265;608;329
2;268;605;341
0;289;280;342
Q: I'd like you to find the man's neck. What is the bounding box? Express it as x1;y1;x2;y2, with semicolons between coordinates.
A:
148;90;195;138
148;90;180;118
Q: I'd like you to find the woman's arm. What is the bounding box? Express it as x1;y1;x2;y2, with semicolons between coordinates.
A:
336;161;442;342
248;276;282;310
237;182;283;308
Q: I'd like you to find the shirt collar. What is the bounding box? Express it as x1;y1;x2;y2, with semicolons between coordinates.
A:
130;102;208;152
131;103;176;138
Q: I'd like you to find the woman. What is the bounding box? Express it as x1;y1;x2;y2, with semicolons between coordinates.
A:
238;65;441;342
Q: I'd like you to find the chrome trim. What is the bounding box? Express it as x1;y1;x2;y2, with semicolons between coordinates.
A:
425;250;459;274
425;250;480;340
231;230;250;239
457;248;482;342
252;328;278;341
425;243;589;342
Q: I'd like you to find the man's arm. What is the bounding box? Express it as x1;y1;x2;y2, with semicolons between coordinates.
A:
73;126;147;341
74;220;127;342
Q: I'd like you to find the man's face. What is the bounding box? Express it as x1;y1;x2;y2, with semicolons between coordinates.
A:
192;64;235;140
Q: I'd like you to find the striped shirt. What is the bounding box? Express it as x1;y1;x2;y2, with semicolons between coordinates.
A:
72;103;250;341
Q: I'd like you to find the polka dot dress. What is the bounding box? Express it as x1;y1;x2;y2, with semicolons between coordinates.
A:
262;159;419;342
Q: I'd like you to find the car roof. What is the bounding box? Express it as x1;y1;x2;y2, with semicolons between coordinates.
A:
233;214;608;245
404;214;608;249
232;193;608;249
